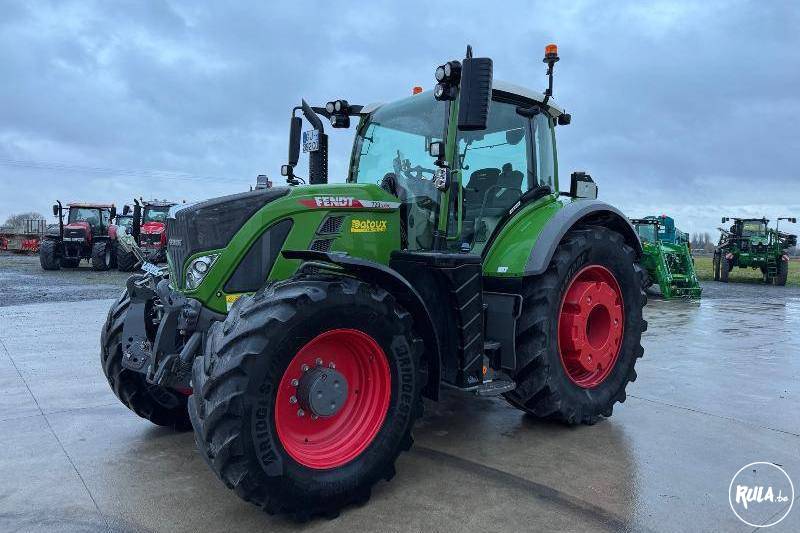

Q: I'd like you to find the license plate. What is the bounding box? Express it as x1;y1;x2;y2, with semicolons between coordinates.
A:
302;130;320;153
141;262;163;276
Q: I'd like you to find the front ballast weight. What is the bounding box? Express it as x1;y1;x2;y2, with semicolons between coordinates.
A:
119;273;222;389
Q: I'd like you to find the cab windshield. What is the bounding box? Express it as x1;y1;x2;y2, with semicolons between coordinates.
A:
635;224;658;243
68;207;103;228
351;93;446;250
741;221;766;237
143;205;170;223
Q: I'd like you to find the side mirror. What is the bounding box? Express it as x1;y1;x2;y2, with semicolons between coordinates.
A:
457;57;493;131
52;204;59;216
790;218;797;224
288;116;302;166
123;205;130;215
570;171;597;199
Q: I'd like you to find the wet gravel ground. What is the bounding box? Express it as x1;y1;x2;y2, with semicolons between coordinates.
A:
0;253;130;307
1;253;799;532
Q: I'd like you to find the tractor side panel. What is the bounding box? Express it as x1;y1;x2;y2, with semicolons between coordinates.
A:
481;198;563;278
180;184;401;314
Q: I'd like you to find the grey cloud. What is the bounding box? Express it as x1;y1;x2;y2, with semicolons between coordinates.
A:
0;0;798;235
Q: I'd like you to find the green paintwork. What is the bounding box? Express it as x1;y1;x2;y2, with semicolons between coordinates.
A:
632;216;701;299
171;183;400;314
481;193;563;277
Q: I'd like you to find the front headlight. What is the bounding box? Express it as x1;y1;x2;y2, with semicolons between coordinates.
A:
185;253;219;290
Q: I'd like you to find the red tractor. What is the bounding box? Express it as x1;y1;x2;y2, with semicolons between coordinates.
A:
40;201;117;270
116;199;176;271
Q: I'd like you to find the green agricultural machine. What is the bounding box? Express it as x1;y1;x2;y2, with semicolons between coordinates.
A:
713;217;797;285
630;215;702;299
101;45;647;519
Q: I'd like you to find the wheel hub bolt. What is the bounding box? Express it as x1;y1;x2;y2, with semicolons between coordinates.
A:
297;408;305;417
328;362;336;369
315;358;323;366
301;364;309;372
291;378;299;387
289;395;297;404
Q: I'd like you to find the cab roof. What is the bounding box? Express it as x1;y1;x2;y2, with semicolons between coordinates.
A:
361;79;565;119
67;203;114;209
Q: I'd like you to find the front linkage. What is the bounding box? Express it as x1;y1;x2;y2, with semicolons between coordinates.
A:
119;272;223;389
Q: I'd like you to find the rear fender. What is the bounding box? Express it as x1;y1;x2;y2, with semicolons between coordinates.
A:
482;199;641;277
282;250;442;400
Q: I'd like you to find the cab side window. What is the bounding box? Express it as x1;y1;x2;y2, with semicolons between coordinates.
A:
533;113;556;190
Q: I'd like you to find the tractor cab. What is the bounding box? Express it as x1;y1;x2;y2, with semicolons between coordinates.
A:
120;199;177;266
632;218;660;244
64;203;114;237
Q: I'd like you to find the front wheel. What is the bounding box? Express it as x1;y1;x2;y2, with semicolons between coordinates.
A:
504;227;647;425
116;247;137;272
189;276;424;520
91;241;112;271
775;258;789;286
720;255;730;283
39;239;61;270
100;290;192;429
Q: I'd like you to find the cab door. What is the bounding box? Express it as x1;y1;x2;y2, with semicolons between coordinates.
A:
450;98;555;254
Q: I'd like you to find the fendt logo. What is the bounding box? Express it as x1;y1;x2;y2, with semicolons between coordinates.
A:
314;196;355;208
298;197;401;210
729;462;794;528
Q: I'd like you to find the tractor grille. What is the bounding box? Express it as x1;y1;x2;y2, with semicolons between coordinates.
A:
140;233;161;246
309;239;333;252
166;187;290;288
317;215;345;235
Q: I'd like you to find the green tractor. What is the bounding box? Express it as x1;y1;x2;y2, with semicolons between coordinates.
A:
630;215;702;299
101;45;647;519
713;217;797;285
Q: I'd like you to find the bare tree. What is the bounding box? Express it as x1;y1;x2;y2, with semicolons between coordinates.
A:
3;212;45;227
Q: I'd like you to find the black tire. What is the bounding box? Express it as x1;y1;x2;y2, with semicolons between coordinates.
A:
504;227;647;425
775;258;788;286
117;247;137;272
720;255;730;283
100;289;191;430
91;241;112;271
189;275;424;520
713;252;720;281
110;242;118;269
39;239;61;270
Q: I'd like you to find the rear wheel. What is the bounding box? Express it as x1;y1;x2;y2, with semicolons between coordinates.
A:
189;276;424;520
504;227;646;425
39;239;61;270
775;258;788;286
100;290;191;429
91;241;112;271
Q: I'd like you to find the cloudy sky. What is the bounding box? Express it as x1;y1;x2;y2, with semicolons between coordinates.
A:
1;0;798;236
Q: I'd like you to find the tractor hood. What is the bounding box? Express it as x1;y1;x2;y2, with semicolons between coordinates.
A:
167;187;291;286
64;221;91;241
141;221;165;234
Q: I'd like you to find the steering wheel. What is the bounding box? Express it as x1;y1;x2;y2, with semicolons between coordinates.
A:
392;150;436;181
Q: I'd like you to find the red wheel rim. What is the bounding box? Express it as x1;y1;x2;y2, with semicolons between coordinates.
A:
557;265;625;388
274;329;391;469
